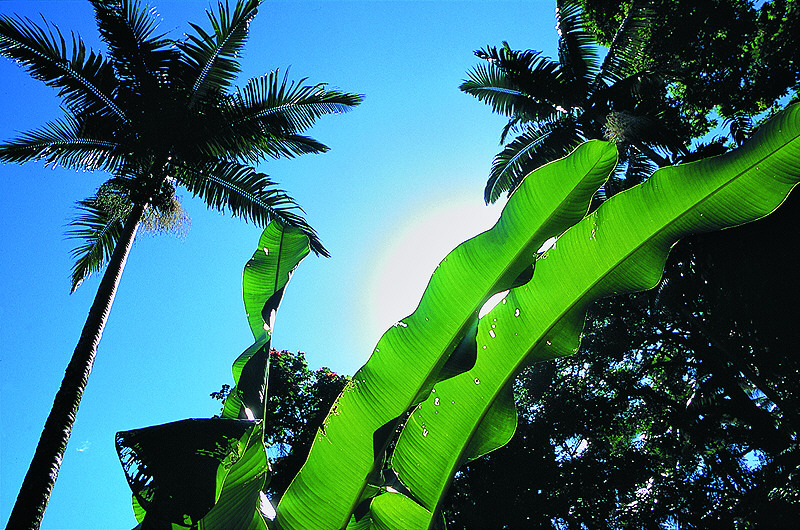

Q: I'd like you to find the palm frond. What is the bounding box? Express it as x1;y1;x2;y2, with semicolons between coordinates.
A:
555;0;601;93
66;194;127;292
178;0;260;106
485;118;582;203
0;114;121;171
90;0;176;96
724;113;754;146
460;60;558;121
0;13;126;123
613;145;657;193
500;116;525;145
251;133;330;160
175;161;328;256
595;0;655;88
194;69;361;163
230;69;363;132
473;43;572;110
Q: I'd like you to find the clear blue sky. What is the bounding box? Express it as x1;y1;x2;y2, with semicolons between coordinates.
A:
0;1;558;528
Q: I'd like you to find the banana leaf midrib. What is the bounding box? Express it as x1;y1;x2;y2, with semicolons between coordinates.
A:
574;129;800;304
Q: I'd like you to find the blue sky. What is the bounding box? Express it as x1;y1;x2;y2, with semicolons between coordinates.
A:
0;1;558;528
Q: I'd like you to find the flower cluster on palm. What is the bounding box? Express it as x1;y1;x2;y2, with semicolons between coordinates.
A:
461;0;687;204
0;1;361;528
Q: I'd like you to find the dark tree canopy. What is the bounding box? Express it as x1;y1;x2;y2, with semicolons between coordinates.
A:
581;0;800;121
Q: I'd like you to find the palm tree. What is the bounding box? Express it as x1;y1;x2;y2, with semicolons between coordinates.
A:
461;0;687;203
0;1;361;528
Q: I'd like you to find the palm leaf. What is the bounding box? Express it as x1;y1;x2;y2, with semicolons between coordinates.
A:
89;0;176;98
485;117;583;203
0;114;121;171
0;13;126;122
175;161;328;256
232;70;364;132
66;195;126;293
555;0;600;94
614;146;657;194
216;70;362;163
470;43;569;115
460;60;558;122
179;0;260;106
595;0;655;88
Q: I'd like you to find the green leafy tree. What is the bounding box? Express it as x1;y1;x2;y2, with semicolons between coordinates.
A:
460;0;688;203
444;284;800;528
580;0;800;125
0;1;361;527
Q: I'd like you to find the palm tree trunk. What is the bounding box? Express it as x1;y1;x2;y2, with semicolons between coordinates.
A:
6;203;146;530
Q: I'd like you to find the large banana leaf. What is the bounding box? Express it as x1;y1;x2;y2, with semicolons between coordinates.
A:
276;141;619;529
375;103;800;527
117;220;310;529
223;222;311;421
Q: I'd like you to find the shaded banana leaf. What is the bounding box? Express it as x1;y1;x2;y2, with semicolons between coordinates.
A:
223;221;311;420
188;427;273;530
116;418;261;529
378;103;800;527
275;141;618;529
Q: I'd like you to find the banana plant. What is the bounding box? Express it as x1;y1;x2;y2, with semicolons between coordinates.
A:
276;102;800;529
115;221;310;529
115;103;800;529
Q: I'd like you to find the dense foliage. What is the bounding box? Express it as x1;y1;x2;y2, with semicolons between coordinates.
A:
581;0;800;122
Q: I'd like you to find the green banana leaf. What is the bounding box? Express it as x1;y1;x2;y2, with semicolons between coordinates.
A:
223;222;311;421
377;103;800;527
117;221;311;529
244;222;312;341
276;141;619;529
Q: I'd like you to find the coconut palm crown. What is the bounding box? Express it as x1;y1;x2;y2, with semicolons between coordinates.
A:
0;1;361;528
0;0;362;290
461;0;686;203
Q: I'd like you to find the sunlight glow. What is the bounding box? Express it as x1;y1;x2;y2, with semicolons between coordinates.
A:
365;195;506;345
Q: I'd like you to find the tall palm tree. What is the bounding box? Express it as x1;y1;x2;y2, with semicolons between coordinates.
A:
0;1;361;528
461;0;687;203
